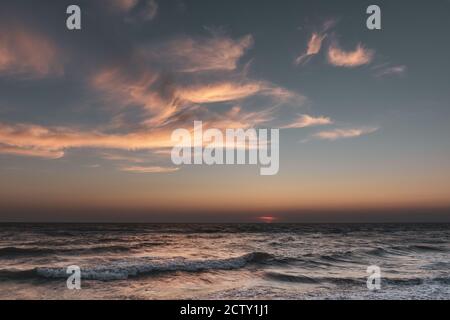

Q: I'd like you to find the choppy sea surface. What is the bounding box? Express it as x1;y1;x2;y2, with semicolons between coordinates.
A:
0;223;449;300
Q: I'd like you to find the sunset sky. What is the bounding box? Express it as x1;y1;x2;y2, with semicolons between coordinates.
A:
1;0;449;222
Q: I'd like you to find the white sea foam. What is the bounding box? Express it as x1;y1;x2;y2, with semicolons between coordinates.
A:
35;252;271;281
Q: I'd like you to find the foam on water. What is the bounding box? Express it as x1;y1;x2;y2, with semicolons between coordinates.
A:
35;252;273;280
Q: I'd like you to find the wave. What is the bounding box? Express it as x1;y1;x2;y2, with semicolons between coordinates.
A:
264;271;363;285
0;252;273;281
0;242;168;258
263;271;447;286
408;245;447;252
361;244;448;258
0;245;131;258
263;271;319;284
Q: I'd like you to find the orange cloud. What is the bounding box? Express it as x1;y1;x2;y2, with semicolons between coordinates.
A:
92;63;302;129
177;82;262;104
101;152;146;163
0;31;310;167
0;144;64;159
110;0;158;21
112;0;139;12
0;122;175;159
295;33;326;65
0;26;62;77
327;43;374;67
142;34;253;73
120;165;179;173
313;127;379;140
282;114;332;129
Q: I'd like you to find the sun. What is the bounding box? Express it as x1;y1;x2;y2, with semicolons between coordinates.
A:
258;216;277;223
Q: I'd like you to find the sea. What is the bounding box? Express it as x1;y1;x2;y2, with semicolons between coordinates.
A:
0;223;449;300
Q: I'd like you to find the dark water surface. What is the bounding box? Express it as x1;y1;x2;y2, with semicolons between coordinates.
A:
0;223;449;299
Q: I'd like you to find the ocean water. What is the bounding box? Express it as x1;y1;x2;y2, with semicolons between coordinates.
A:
0;223;449;300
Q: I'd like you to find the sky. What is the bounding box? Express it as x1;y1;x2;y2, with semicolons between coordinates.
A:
0;0;449;222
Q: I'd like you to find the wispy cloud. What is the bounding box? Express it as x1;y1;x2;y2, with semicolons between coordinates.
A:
295;33;326;65
0;144;64;159
327;43;374;67
111;0;158;21
139;0;158;21
294;19;336;66
120;165;179;173
177;82;262;104
282;114;333;129
0;122;175;159
0;31;309;172
312;127;379;141
141;34;253;73
374;64;407;78
0;25;62;77
101;152;146;163
111;0;139;12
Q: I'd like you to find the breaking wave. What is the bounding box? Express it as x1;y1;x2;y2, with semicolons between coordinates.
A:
1;252;273;281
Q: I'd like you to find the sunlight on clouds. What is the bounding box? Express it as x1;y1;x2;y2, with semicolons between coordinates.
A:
0;28;318;172
112;0;139;12
327;43;374;67
295;33;326;65
177;82;262;103
0;26;62;77
313;127;379;141
120;165;179;173
111;0;158;21
282;114;333;129
0;144;64;159
0;122;175;158
142;34;254;73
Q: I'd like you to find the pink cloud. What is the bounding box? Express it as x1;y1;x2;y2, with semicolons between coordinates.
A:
142;34;253;73
0;26;62;77
120;165;179;173
313;127;379;141
295;33;326;65
282;114;333;129
327;43;374;67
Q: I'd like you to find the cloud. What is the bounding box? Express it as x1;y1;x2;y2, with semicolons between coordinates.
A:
282;114;333;129
91;68;271;128
0;25;62;77
112;0;139;12
111;0;158;21
0;144;64;159
177;82;262;104
142;34;253;73
120;165;179;173
374;65;407;78
92;67;176;126
294;19;337;66
295;33;326;65
101;152;146;163
91;51;305;129
312;127;379;141
139;0;159;21
0;122;176;159
327;43;374;67
0;31;310;172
